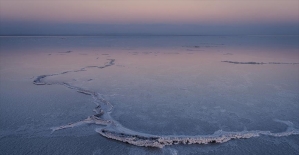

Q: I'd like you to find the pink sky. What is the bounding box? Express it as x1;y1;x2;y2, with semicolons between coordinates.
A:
1;1;298;24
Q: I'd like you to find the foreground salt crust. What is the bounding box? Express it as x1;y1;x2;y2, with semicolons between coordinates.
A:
96;120;299;148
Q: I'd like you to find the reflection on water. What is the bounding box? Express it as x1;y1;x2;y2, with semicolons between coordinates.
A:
0;36;299;154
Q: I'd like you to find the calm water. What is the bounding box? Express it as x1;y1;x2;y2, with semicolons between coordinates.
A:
0;36;298;154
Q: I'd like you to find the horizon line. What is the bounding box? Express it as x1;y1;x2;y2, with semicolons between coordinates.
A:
1;34;299;37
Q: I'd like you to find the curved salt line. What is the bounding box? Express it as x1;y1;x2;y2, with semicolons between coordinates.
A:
95;119;299;148
33;59;115;85
34;58;299;148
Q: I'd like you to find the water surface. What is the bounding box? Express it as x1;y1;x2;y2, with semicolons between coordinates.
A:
0;36;298;154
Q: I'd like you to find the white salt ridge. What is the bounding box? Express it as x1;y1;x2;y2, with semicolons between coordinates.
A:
34;59;299;148
95;119;299;148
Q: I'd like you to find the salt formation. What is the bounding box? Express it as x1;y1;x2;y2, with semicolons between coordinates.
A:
96;119;299;148
34;59;299;148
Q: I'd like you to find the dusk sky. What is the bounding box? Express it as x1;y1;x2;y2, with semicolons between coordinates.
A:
0;0;298;35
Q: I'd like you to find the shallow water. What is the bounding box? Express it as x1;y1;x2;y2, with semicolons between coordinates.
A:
0;36;298;154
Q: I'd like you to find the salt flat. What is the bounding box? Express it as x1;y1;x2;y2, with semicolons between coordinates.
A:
0;36;298;155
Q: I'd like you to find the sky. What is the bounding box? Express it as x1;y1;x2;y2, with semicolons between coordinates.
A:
0;0;298;35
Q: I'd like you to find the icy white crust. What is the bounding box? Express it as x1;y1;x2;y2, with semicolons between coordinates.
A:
96;119;299;148
34;59;299;148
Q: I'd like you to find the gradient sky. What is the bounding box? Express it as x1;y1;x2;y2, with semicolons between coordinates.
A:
0;0;298;35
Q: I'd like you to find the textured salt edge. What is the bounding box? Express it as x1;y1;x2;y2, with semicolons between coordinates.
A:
96;120;299;148
33;58;299;148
